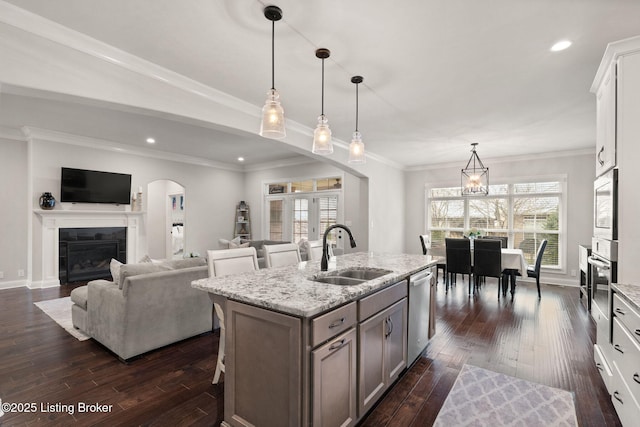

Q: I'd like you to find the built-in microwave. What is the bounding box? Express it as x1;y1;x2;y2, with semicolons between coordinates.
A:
594;168;618;241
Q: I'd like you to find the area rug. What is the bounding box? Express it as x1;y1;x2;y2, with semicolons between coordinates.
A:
34;297;90;341
434;364;578;426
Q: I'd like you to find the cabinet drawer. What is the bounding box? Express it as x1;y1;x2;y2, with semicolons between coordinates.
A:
613;293;640;346
359;280;407;322
595;343;613;394
611;362;640;427
612;318;640;401
312;302;357;347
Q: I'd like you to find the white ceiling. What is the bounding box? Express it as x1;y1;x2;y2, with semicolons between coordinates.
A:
2;0;640;168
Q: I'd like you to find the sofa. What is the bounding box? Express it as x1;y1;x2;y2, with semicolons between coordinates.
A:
70;257;211;361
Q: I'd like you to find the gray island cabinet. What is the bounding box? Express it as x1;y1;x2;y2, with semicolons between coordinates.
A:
192;252;438;427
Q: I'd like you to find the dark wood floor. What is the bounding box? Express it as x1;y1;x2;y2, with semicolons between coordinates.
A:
0;278;621;426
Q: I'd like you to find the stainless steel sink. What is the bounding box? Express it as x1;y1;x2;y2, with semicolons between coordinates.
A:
310;268;393;286
311;276;367;286
333;268;392;280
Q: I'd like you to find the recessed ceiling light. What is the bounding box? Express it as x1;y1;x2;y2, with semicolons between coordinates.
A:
237;157;245;162
146;137;156;144
550;40;572;52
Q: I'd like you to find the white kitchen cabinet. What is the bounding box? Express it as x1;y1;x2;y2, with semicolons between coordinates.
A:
610;292;640;426
594;62;616;177
591;36;640;284
357;281;408;417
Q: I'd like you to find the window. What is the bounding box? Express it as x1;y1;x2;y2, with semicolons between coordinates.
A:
268;199;284;241
265;177;342;244
427;179;564;269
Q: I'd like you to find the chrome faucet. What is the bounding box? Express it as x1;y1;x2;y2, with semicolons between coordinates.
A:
321;224;357;271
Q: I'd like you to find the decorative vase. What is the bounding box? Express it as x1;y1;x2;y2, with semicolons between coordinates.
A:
39;192;56;210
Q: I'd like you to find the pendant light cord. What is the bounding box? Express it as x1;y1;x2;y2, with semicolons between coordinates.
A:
321;58;325;116
355;82;359;132
271;20;275;90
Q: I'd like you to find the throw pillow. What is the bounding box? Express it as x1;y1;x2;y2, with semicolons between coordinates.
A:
138;254;153;263
229;241;250;249
110;258;123;283
218;238;231;249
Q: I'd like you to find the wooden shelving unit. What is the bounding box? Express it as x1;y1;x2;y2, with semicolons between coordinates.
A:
234;201;251;240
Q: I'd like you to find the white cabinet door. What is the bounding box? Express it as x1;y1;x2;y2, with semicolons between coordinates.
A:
595;62;616;177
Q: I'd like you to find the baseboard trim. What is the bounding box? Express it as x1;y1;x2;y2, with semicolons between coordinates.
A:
27;280;61;289
0;280;28;290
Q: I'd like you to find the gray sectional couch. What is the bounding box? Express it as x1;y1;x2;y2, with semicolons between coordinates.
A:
70;257;211;361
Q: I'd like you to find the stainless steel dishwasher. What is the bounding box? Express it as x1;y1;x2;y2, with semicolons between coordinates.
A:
407;267;434;365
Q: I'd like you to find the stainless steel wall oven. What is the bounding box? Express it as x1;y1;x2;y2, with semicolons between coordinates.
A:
594;169;618;241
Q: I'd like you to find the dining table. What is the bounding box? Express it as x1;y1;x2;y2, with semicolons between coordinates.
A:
498;248;528;295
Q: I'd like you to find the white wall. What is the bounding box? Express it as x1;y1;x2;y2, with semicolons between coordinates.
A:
404;151;595;286
243;161;369;252
0;136;28;288
27;137;243;283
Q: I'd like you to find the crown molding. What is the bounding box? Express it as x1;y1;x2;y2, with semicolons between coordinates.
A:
591;34;640;93
0;1;263;119
21;127;244;172
242;156;319;172
0;125;27;142
405;147;596;172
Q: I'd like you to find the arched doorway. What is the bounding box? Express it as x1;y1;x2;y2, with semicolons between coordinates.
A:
147;180;185;259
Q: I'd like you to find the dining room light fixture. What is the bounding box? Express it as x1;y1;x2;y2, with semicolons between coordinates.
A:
311;48;333;155
348;75;366;164
461;143;489;196
259;5;286;139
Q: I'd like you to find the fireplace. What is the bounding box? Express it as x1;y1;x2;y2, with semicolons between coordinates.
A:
59;227;127;283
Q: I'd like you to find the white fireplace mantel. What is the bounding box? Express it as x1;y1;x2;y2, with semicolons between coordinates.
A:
34;209;145;287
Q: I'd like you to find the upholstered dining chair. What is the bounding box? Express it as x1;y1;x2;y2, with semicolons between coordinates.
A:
303;240;324;261
264;243;302;268
527;239;548;298
478;235;508;248
206;247;260;384
445;238;472;293
419;235;447;286
472;239;503;297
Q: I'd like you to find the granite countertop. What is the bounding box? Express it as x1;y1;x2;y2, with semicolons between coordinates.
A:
612;283;640;311
192;252;439;318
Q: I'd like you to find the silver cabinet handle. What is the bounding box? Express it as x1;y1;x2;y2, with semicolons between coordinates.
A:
329;318;345;329
596;363;604;372
385;317;394;338
614;344;624;354
613;391;623;404
634;373;640;385
614;308;625;316
598;146;605;166
329;339;346;351
635;329;640;337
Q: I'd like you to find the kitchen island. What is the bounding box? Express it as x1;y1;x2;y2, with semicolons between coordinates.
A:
192;252;439;427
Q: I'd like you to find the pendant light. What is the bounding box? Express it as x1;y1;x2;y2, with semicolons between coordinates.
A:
461;143;489;196
348;75;366;164
312;48;333;154
259;5;286;139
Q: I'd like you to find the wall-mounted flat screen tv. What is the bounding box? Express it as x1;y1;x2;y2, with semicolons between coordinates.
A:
61;167;132;205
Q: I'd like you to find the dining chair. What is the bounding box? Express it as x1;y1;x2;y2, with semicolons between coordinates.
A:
445;238;472;293
303;239;324;261
527;239;548;298
472;239;503;297
264;243;302;268
206;247;260;384
479;236;508;248
419;235;447;286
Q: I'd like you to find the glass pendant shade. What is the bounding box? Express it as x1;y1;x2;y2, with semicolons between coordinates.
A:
348;131;366;163
312;114;333;154
260;88;286;139
461;143;489;196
